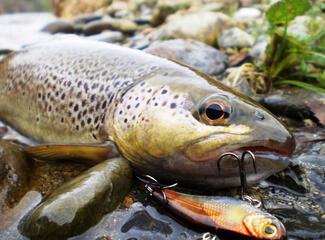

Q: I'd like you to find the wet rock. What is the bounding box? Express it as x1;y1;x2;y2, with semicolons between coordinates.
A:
145;39;228;75
87;31;124;43
52;0;113;18
19;157;132;240
73;202;206;240
258;89;325;126
0;140;30;212
0;191;41;233
41;20;75;34
105;1;129;18
233;7;262;21
249;35;269;63
156;11;233;46
73;14;103;25
121;209;173;234
83;17;139;36
127;33;151;49
150;0;191;26
218;27;255;49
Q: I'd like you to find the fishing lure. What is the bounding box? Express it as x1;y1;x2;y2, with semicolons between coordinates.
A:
137;175;286;240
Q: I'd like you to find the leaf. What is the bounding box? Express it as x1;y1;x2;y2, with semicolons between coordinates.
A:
276;80;325;93
266;0;311;26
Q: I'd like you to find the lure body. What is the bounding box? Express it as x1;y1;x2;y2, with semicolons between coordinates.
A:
152;189;286;240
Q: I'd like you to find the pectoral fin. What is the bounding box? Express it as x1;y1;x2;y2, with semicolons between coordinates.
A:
24;143;119;165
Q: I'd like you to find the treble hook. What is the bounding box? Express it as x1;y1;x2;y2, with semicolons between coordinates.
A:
217;151;257;198
136;175;178;205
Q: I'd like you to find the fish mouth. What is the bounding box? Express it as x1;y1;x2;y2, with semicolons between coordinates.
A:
185;132;295;162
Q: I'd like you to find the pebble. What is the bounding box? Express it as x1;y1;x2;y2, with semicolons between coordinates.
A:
233;7;262;21
87;30;124;43
155;11;233;46
83;17;138;36
218;27;255;48
145;39;228;75
18;157;132;240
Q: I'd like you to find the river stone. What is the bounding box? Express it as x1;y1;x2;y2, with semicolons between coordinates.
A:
218;27;255;48
145;39;228;75
155;11;233;46
87;30;124;43
150;0;191;26
0;140;30;212
41;20;76;34
18;157;132;240
233;7;262;21
52;0;113;18
83;17;139;36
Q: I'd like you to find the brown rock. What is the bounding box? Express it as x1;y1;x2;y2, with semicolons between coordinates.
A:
155;11;233;46
0;141;30;212
52;0;113;18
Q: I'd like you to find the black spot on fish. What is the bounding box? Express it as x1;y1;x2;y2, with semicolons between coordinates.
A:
135;103;140;108
94;116;99;124
174;95;179;99
87;118;92;124
170;103;177;109
91;94;96;102
96;102;101;111
74;104;79;112
161;89;167;94
102;101;107;109
124;118;128;123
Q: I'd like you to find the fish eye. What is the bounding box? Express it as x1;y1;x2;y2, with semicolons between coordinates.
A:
198;100;230;125
263;224;277;238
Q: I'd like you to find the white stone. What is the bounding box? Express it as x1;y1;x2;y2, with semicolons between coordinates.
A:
218;27;255;48
233;7;261;21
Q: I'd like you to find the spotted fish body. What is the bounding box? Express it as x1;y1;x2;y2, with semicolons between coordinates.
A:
0;39;295;188
0;40;173;143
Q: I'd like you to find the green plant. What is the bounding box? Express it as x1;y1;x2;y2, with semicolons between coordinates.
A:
264;0;325;93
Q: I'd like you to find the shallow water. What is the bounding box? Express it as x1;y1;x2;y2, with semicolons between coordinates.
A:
0;13;324;240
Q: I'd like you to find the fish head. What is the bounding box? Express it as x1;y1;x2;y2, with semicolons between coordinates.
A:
109;68;295;187
243;212;287;239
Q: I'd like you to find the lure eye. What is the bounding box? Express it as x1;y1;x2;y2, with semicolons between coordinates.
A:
263;224;277;238
199;101;230;125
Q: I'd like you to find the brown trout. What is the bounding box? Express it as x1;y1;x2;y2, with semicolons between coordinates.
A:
0;39;295;188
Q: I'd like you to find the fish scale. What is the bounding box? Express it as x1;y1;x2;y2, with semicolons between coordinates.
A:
0;39;185;144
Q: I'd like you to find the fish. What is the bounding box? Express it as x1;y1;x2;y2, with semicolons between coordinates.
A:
0;38;295;188
151;188;287;240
